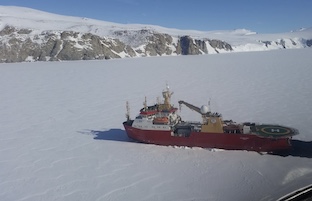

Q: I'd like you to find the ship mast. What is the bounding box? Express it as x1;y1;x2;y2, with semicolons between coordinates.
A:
126;101;130;121
162;84;173;110
143;96;147;111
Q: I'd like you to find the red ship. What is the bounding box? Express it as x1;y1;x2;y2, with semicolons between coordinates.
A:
123;85;299;152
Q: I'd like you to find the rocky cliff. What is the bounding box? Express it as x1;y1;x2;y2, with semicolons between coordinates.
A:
0;24;312;63
0;25;237;63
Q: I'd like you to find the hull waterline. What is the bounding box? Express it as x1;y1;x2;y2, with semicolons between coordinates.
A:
123;122;292;152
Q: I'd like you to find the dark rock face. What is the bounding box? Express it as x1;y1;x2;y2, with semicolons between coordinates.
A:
276;39;286;49
306;39;312;47
195;39;208;54
178;36;193;55
261;41;272;48
208;39;233;52
176;36;209;55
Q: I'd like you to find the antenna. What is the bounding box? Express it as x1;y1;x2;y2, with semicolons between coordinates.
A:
208;98;211;113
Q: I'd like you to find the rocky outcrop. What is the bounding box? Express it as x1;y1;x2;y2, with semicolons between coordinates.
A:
0;26;137;62
0;25;310;63
208;39;233;52
145;33;173;56
0;25;17;35
0;25;231;62
259;38;312;49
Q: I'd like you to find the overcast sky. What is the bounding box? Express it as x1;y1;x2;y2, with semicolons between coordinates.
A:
1;0;311;33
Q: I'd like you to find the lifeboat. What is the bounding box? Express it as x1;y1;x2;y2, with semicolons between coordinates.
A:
153;117;169;124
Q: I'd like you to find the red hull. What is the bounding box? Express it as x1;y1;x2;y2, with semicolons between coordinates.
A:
123;122;292;152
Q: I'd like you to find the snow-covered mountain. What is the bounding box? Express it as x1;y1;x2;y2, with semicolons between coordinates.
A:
0;6;311;63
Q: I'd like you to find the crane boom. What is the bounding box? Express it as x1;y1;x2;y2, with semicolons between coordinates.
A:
178;100;202;114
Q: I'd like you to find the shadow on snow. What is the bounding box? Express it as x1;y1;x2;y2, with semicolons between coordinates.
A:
270;139;312;159
80;128;135;143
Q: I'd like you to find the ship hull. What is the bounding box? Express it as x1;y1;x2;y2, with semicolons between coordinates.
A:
123;122;292;152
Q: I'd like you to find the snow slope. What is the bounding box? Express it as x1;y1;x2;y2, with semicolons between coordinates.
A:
0;6;311;53
0;48;312;201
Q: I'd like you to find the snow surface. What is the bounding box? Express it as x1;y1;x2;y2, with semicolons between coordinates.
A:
0;48;312;201
1;6;312;53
